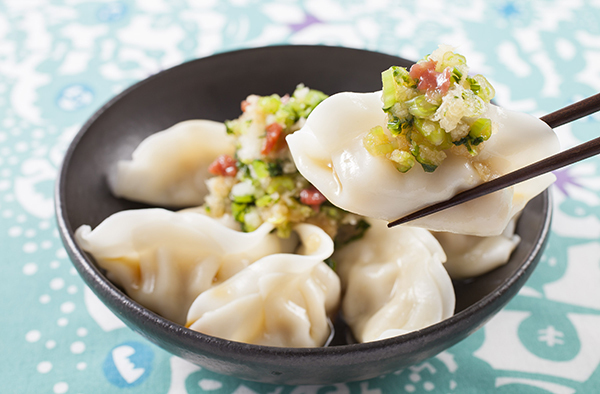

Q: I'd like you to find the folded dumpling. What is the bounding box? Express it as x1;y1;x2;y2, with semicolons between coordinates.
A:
433;217;521;279
287;92;559;236
108;120;234;207
333;219;454;342
186;223;341;347
75;209;297;324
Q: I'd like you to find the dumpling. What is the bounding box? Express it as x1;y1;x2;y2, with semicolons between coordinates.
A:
75;209;297;324
286;91;560;236
433;217;521;279
186;223;341;347
108;120;234;207
333;219;454;342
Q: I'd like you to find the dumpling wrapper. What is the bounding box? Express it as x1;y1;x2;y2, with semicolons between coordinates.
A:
186;223;341;348
75;209;297;324
108;120;234;207
334;219;454;343
287;91;560;236
433;217;521;279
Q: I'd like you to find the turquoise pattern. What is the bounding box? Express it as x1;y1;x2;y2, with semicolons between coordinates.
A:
102;341;155;388
2;0;600;392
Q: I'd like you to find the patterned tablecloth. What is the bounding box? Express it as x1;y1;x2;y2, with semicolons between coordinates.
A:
2;1;600;393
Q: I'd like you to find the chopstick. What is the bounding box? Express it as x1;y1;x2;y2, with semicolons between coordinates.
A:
388;92;600;228
540;92;600;128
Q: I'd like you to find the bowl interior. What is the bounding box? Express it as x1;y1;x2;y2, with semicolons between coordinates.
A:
56;45;551;384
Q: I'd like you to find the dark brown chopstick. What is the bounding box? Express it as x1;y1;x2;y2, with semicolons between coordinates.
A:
388;136;600;227
540;92;600;128
388;93;600;228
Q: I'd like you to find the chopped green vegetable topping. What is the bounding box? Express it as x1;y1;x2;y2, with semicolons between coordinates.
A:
467;77;480;94
255;195;274;207
334;219;371;247
406;95;439;119
242;207;261;232
393;66;414;85
364;46;495;173
224;120;239;135
410;144;438;172
266;176;295;194
324;257;337;271
389;149;415;173
471;74;495;102
452;137;477;155
231;202;247;223
381;67;399;111
413;118;452;148
258;95;281;114
450;117;492;156
231;194;254;204
451;67;463;83
438;51;466;71
363;126;396;156
267;161;283;177
251;160;269;179
387;113;412;135
469;118;492;144
204;85;372;244
321;205;341;219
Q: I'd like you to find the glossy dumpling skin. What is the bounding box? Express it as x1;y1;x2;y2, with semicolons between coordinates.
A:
108;120;234;207
75;209;297;325
186;223;341;347
287;91;560;236
334;219;454;343
433;217;521;279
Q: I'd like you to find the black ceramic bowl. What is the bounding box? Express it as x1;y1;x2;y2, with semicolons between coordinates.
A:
55;45;551;385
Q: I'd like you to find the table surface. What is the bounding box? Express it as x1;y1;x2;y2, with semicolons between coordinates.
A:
2;1;600;393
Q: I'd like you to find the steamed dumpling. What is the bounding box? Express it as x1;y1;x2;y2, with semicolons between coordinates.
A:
433;217;521;279
186;223;341;347
75;209;297;324
334;219;454;342
109;120;234;207
287;91;560;236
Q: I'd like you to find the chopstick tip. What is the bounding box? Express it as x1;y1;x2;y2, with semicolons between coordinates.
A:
387;218;406;228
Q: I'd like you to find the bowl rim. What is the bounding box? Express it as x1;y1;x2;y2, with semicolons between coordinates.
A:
55;44;553;361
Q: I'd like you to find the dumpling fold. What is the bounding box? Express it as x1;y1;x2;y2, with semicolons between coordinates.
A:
186;223;341;347
287;91;560;236
108;120;234;207
433;217;521;279
334;219;454;342
75;209;296;324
